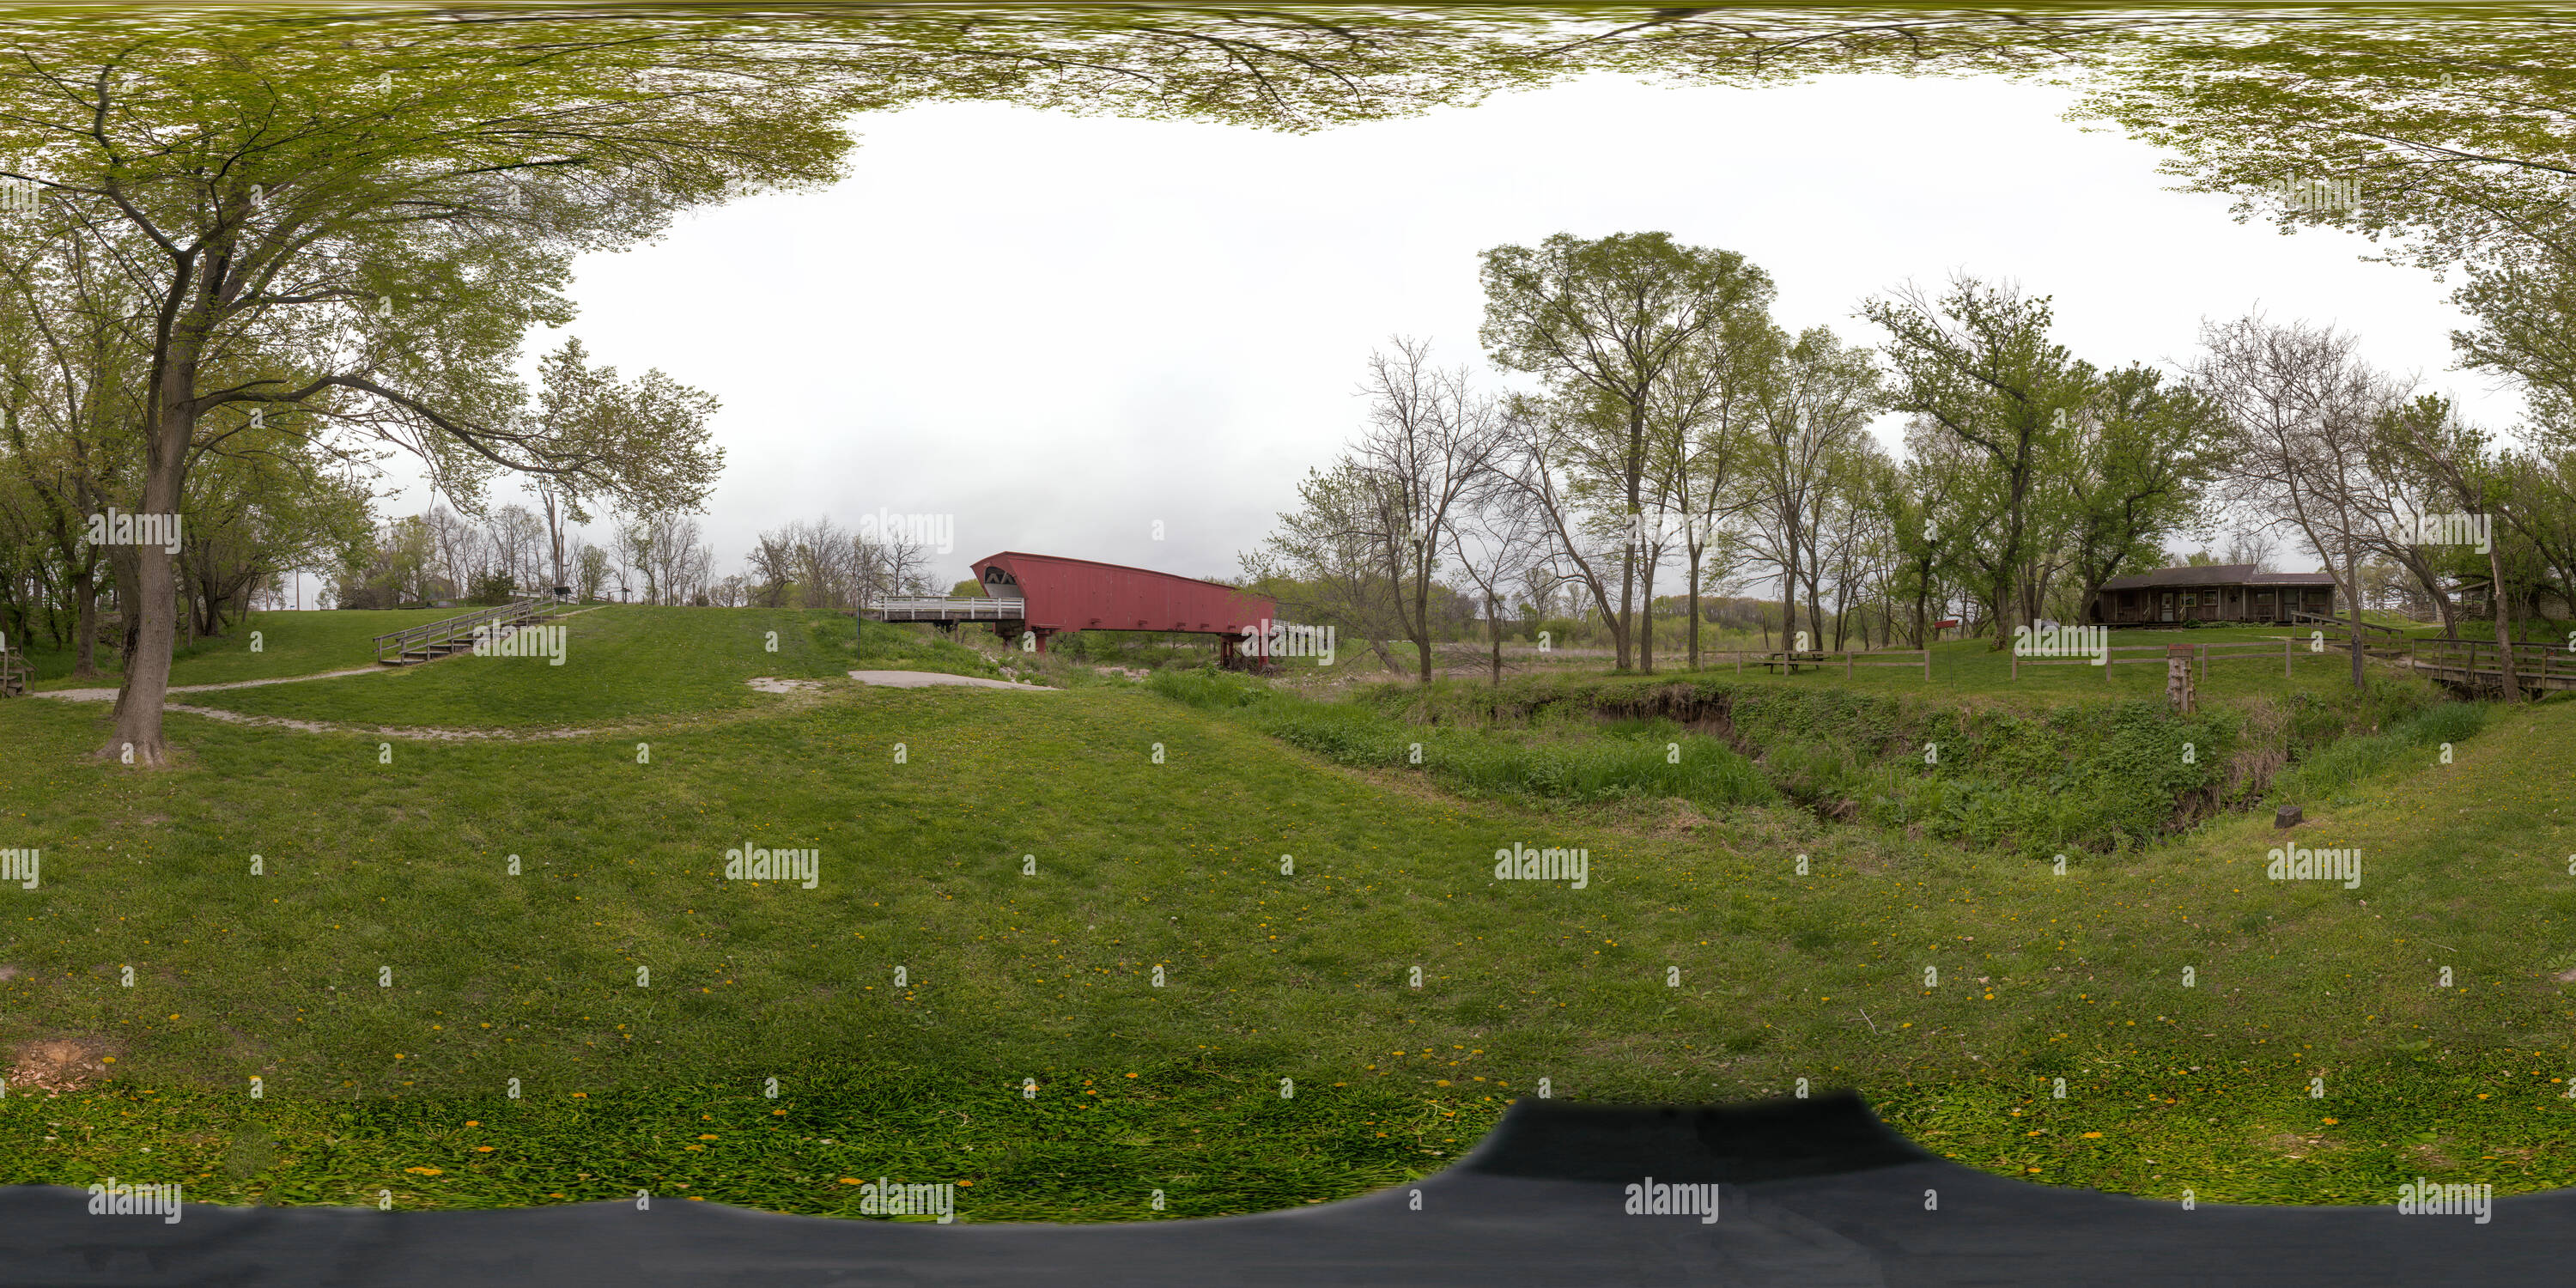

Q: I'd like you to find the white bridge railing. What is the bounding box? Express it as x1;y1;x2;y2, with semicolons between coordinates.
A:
864;597;1027;622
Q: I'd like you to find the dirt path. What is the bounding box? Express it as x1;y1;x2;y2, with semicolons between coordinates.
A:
150;704;605;740
31;667;392;702
848;669;1058;692
28;605;605;702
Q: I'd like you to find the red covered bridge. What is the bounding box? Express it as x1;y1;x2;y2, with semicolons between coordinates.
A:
863;551;1279;665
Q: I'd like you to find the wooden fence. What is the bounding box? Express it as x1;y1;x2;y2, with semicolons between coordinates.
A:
2016;638;2306;681
1722;647;1932;680
2407;638;2576;694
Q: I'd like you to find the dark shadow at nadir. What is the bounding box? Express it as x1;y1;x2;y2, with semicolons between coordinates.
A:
4;1092;2570;1286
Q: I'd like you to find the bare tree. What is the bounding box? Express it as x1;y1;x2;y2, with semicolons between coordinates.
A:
488;503;547;595
2220;527;2278;572
2375;394;2523;698
1447;464;1552;685
1352;338;1509;684
610;513;641;604
1501;396;1629;661
2192;313;2403;690
1249;338;1506;683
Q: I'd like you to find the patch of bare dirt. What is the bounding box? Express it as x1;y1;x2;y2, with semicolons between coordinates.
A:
744;677;822;695
9;1036;118;1095
2258;1131;2329;1159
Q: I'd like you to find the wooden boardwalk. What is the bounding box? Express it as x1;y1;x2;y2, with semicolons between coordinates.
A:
372;598;568;665
2403;639;2576;696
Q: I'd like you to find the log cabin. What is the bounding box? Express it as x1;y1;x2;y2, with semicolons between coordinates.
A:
2087;564;2338;626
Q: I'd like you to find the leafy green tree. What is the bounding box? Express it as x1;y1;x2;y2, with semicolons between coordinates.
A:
532;337;722;601
0;24;850;764
2053;365;2230;624
2071;23;2576;279
1479;232;1775;671
1864;276;2089;649
1743;325;1881;653
177;414;374;636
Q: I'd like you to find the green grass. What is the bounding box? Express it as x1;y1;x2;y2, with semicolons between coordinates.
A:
1607;627;2411;706
1152;666;1777;812
3;606;2573;1218
1327;661;2468;860
24;608;462;690
166;606;870;729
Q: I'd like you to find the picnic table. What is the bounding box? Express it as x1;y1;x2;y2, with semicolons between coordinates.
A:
1761;650;1831;674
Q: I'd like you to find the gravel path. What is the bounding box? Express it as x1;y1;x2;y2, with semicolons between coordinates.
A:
848;669;1057;691
30;667;391;702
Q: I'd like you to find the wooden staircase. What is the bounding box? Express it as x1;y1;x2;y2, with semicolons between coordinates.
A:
373;598;565;666
0;641;27;696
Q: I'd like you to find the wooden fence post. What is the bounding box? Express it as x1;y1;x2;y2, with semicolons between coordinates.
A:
1922;647;1929;681
2283;635;2291;678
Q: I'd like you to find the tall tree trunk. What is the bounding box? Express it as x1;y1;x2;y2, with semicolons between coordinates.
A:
105;343;196;767
2487;539;2520;702
71;566;98;677
1414;555;1434;688
1685;547;1703;670
1780;563;1798;651
1637;546;1658;675
543;490;568;600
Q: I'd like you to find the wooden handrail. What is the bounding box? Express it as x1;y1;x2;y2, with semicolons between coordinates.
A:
372;598;562;664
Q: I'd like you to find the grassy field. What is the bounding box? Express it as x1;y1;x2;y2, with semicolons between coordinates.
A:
171;607;871;729
22;608;460;690
2;606;2573;1218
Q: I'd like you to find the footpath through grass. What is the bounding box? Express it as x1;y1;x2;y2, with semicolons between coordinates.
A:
0;607;2572;1218
24;608;458;690
162;606;868;728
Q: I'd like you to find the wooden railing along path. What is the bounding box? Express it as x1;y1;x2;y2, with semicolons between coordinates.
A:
372;599;566;666
0;635;27;697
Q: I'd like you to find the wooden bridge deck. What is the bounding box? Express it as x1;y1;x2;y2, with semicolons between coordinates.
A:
372;598;566;665
2403;640;2576;695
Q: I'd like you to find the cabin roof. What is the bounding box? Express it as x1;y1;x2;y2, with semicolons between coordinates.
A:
2098;564;2338;592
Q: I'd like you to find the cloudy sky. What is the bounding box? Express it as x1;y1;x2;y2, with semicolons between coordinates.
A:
370;68;2515;599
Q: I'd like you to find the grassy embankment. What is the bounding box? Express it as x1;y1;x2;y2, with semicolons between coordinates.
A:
0;605;2568;1218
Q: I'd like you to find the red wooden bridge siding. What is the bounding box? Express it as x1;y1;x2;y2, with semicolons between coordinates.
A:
970;551;1274;647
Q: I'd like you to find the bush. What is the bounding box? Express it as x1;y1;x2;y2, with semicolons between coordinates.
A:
2270;700;2488;805
1151;669;1775;811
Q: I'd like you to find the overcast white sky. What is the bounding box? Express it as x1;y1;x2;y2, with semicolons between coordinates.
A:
369;69;2518;598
